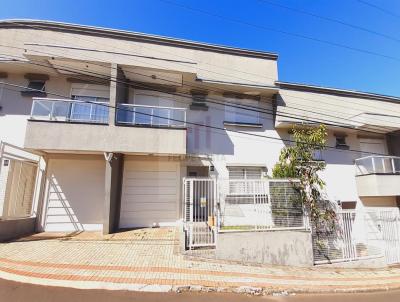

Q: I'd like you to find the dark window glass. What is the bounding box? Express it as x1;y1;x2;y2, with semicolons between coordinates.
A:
27;80;45;91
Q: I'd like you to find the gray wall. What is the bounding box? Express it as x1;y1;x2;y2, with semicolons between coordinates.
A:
216;230;314;267
103;153;124;234
387;132;400;156
0;217;36;241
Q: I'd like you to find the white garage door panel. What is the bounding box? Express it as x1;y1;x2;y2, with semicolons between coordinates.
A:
124;178;177;187
46;207;74;215
121;210;177;221
121;195;176;205
123;187;177;195
43;158;104;232
46;215;79;223
124;161;176;170
124;171;177;179
119;159;180;228
122;202;177;212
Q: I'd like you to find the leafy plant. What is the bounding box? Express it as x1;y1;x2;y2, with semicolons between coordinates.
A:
272;124;337;238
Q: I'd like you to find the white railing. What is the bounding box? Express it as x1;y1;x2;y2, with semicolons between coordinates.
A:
30;98;109;124
312;210;396;265
355;156;400;176
228;179;269;195
218;179;308;232
116;103;186;127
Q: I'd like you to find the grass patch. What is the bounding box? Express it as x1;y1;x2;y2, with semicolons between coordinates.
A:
220;225;254;231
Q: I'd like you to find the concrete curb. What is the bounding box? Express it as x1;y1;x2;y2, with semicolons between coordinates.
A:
1;269;400;296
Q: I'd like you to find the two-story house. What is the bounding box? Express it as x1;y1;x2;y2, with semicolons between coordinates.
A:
0;20;399;238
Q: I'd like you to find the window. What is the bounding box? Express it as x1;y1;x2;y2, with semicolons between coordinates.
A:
28;80;45;91
335;134;349;150
228;166;264;179
21;80;47;97
224;99;260;126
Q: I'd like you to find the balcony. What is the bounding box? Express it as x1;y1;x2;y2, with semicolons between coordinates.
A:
116;103;186;128
30;98;109;124
24;98;186;155
355;156;400;197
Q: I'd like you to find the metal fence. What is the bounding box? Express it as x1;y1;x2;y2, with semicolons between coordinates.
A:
182;178;400;266
312;210;386;264
369;210;400;265
116;104;186;127
30;98;109;124
218;179;308;232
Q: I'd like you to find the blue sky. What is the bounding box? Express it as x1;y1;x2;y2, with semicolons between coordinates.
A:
1;0;400;96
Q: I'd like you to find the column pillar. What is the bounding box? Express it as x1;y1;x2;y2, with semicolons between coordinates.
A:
103;63;127;234
103;152;124;235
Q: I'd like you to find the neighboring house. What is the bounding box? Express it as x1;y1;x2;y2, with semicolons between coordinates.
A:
0;19;399;237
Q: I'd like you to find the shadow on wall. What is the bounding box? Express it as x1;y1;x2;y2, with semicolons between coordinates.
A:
186;99;276;157
42;159;104;232
276;127;361;166
187;124;234;155
0;83;34;116
43;175;84;232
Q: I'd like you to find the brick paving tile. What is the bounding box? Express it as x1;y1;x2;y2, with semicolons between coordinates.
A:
1;228;400;293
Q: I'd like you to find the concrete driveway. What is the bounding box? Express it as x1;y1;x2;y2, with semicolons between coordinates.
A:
1;228;400;294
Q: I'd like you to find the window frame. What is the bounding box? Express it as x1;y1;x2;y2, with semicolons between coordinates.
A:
21;79;47;97
223;98;261;127
227;166;265;180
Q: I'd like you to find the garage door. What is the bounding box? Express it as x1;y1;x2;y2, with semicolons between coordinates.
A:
119;159;180;228
43;158;104;232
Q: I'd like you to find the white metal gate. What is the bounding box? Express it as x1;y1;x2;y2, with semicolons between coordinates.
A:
183;178;217;249
313;209;400;265
375;210;400;265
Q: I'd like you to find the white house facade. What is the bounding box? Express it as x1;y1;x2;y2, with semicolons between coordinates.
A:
0;19;399;247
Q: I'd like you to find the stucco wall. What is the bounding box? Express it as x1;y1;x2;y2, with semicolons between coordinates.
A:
276;88;400;130
0;27;278;87
216;230;314;267
25;120;187;154
360;196;397;207
356;175;400;197
0;73;74;147
40;155;105;232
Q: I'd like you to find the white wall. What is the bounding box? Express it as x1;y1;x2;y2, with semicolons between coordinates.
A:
0;73;73;147
276;88;400;130
183;93;392;206
40;156;105;232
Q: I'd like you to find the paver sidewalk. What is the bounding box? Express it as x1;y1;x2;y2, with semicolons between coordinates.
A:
1;228;400;294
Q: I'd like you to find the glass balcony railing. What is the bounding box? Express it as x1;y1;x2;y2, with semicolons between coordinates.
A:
355;156;400;176
30;98;109;124
116;103;186;127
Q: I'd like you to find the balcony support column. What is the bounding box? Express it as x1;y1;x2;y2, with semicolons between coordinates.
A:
103;152;124;235
109;63;128;126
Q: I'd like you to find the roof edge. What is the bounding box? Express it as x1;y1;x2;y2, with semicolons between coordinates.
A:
276;81;400;103
0;19;278;60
